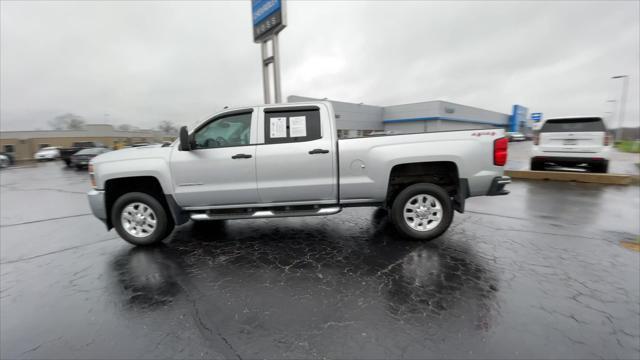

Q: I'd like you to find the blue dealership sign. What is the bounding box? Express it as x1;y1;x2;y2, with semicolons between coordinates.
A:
509;105;528;132
252;0;286;42
531;112;543;122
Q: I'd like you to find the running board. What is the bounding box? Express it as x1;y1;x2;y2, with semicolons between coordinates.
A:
190;206;342;221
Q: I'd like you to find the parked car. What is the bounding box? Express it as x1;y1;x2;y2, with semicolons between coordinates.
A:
71;148;111;169
60;141;105;166
34;147;60;161
0;154;10;168
87;101;510;246
0;152;15;166
530;116;611;173
506;132;526;142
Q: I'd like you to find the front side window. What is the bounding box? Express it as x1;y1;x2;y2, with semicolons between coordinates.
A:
193;112;252;149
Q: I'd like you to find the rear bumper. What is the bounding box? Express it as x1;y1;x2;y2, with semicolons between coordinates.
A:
87;189;107;224
531;146;611;160
487;176;511;196
531;156;609;166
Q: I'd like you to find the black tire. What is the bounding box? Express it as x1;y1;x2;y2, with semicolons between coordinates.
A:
390;183;454;241
64;159;71;167
530;159;544;171
112;192;173;246
592;161;608;173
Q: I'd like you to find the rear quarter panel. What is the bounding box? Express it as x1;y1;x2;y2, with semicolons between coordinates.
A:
338;130;505;201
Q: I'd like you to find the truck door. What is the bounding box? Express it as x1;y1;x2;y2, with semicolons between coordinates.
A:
256;105;337;204
170;109;260;208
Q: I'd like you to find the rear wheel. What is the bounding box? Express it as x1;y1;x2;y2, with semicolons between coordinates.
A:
112;192;173;246
390;183;453;241
530;159;544;171
592;161;609;173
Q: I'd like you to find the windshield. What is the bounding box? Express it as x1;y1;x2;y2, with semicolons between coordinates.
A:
75;148;102;155
540;118;606;132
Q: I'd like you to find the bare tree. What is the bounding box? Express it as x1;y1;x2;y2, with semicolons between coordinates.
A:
158;120;178;135
49;113;86;130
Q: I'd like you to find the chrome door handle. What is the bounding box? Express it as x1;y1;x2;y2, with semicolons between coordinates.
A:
308;149;329;154
231;154;252;159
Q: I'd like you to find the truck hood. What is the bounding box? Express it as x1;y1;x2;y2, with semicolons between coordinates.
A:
91;145;172;164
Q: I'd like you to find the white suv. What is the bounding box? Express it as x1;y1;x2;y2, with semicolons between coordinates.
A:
531;116;611;173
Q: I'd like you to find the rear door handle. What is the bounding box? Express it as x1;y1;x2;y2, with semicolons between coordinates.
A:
231;153;252;159
308;149;329;154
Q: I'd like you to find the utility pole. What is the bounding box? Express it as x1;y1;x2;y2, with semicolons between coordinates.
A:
611;75;629;141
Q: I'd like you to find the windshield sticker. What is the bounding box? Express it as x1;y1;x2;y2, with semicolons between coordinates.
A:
289;116;307;137
270;117;287;138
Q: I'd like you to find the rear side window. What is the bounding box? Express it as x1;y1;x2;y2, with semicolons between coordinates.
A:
264;108;322;144
540;118;606;132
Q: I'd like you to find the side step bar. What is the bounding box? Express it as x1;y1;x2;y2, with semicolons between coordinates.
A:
190;206;342;221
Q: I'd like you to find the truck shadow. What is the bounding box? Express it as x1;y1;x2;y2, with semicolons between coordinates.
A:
109;207;499;334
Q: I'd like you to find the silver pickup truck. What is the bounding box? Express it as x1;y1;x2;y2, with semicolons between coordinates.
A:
87;101;510;246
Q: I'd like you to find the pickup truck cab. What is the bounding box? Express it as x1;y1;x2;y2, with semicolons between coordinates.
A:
87;101;510;246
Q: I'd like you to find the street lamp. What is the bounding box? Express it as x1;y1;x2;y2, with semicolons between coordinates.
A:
611;75;629;141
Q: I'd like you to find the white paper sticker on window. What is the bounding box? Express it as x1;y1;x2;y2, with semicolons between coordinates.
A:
289;116;307;137
270;117;287;138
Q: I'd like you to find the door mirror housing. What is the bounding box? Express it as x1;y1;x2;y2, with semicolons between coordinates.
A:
179;126;191;151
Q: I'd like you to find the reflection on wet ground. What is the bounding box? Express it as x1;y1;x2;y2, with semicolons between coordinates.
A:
1;163;639;359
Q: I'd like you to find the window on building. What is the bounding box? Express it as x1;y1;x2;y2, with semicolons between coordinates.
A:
264;108;322;144
3;145;15;153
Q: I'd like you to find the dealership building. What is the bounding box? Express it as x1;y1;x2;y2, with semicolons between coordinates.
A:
288;95;530;138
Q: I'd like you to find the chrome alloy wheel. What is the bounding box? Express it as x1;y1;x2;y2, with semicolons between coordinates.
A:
403;194;443;232
121;202;157;238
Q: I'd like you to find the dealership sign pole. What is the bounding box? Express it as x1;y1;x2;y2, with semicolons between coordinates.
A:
252;0;286;104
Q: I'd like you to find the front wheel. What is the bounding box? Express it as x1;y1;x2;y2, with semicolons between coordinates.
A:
390;183;454;241
112;192;173;246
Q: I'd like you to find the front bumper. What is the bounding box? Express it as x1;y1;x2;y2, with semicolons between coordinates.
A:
87;189;107;224
487;176;511;196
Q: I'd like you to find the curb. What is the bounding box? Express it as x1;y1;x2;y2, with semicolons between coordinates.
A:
505;170;636;185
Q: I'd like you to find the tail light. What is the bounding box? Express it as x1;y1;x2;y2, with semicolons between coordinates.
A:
604;134;610;146
533;133;539;145
494;137;508;166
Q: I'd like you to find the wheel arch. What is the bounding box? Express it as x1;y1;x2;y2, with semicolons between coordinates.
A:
385;161;467;212
104;176;186;229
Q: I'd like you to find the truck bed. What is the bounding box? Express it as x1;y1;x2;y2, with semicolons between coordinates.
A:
338;129;505;202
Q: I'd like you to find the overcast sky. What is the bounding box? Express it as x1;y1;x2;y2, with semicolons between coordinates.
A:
1;0;639;131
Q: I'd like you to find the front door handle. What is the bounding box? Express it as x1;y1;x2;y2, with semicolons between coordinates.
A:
309;149;329;154
231;153;252;159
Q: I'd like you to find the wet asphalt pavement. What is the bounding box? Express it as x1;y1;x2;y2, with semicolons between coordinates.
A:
1;162;639;359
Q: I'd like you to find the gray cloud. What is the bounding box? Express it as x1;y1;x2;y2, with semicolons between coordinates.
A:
1;0;638;131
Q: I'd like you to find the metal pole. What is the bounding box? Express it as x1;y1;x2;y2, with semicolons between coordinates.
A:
616;76;629;141
261;41;271;104
272;34;282;103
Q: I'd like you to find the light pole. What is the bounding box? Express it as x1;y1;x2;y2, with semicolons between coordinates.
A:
605;100;616;129
611;75;629;141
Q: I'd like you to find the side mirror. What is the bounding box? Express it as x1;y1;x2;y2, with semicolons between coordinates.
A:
179;126;191;151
